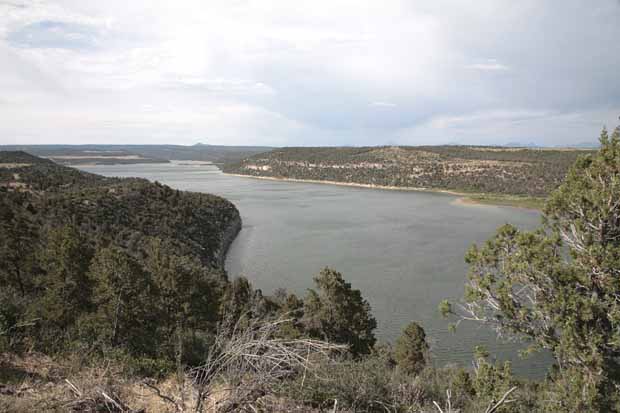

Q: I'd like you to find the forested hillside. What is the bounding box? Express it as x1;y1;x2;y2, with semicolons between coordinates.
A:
0;151;241;267
0;151;243;365
223;145;594;198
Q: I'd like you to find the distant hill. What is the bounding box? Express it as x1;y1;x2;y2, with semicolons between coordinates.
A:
0;144;272;165
223;145;595;198
502;141;600;149
565;142;599;149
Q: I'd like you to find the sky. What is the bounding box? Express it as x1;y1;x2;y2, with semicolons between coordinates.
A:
1;1;619;147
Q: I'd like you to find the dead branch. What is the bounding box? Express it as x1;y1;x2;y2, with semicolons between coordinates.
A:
433;388;457;413
191;314;346;412
484;386;517;413
142;379;183;412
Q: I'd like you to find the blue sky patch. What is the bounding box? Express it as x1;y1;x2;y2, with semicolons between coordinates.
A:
7;20;99;50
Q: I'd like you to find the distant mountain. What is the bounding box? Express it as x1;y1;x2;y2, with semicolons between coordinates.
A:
118;144;272;163
501;141;600;149
0;144;272;165
565;142;599;149
502;142;541;148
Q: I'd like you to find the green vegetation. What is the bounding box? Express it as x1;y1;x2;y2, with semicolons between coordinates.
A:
443;126;620;411
302;267;377;356
463;194;546;209
0;151;239;365
223;144;594;206
2;127;620;412
394;321;428;376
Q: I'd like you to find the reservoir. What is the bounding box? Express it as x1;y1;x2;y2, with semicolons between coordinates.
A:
80;161;552;377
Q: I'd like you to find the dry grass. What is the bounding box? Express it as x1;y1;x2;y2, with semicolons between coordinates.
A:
0;316;343;412
0;352;167;412
0;353;328;412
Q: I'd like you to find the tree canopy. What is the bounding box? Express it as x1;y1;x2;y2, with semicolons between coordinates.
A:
303;267;377;356
394;321;429;375
444;126;620;411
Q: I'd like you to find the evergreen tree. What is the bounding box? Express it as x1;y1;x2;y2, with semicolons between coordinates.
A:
144;237;226;363
444;126;620;410
394;321;428;375
35;225;94;342
271;288;305;338
303;267;376;356
0;195;37;296
86;246;156;354
221;276;254;322
0;287;29;352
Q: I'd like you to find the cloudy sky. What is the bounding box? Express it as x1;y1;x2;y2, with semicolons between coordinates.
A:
1;1;619;146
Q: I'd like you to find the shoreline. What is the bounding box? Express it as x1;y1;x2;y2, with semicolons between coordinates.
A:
223;172;542;210
224;173;464;195
217;213;242;269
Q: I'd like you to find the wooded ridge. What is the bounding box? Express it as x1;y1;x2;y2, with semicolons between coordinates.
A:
223;145;594;198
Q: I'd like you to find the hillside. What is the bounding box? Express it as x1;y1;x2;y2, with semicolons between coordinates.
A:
223;145;595;203
0;144;271;165
0;151;241;267
0;151;244;374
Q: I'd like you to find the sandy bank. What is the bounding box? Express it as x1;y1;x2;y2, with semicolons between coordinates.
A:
224;173;463;196
223;173;542;210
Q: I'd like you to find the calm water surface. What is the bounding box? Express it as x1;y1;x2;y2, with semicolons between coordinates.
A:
80;162;552;377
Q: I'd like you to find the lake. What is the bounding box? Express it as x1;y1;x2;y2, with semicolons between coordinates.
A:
80;161;552;377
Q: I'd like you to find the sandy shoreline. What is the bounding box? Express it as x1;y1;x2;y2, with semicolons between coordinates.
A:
223;172;541;210
224;173;464;196
451;197;493;208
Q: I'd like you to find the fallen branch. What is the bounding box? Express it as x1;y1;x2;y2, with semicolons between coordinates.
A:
142;379;182;412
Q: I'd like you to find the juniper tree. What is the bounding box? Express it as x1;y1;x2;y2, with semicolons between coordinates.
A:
442;126;620;410
35;225;94;338
303;267;377;356
394;321;428;375
0;194;37;296
144;237;227;364
86;246;156;353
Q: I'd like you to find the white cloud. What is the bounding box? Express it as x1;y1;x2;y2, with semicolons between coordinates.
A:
465;60;511;71
371;102;397;108
0;0;618;146
396;108;620;146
